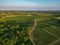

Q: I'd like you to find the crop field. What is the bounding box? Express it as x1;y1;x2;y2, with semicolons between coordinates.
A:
0;11;60;45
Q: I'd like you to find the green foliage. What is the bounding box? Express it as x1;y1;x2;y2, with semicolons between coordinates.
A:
0;20;33;45
33;12;60;45
0;11;60;45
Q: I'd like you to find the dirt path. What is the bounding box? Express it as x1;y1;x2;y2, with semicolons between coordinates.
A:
29;19;37;45
39;28;59;45
48;39;60;45
6;15;31;17
41;29;59;39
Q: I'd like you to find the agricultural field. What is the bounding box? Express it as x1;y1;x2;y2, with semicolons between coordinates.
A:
0;11;60;45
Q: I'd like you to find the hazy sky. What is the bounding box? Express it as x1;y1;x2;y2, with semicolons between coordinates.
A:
0;0;60;11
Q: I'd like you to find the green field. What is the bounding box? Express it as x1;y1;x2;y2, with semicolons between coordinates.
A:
0;11;60;45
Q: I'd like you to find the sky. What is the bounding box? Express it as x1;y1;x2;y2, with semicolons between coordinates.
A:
0;0;60;11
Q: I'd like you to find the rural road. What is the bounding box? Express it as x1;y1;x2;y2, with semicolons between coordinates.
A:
0;15;37;45
29;19;37;45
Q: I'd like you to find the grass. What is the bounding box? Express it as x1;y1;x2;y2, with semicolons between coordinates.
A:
33;13;60;45
0;11;60;45
33;29;57;45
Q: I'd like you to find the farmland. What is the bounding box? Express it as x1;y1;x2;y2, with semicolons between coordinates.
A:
0;11;60;45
